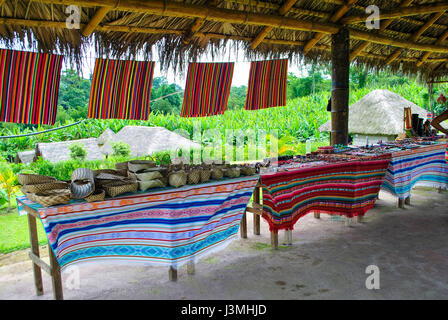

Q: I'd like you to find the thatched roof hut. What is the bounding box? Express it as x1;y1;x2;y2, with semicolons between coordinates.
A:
100;126;201;158
35;138;106;163
14;150;36;164
319;89;428;144
0;0;447;81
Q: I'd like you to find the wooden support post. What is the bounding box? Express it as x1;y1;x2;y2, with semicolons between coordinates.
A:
187;261;195;275
240;212;248;239
357;215;363;223
48;246;63;300
314;212;320;219
253;186;261;235
404;196;411;205
331;28;350;146
270;231;279;250
398;198;405;208
283;230;293;245
169;267;178;281
27;214;43;296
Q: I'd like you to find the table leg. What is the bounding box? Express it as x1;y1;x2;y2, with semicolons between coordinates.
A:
357;215;363;223
314;212;320;219
169;267;178;281
404;196;411;205
284;230;292;245
27;214;43;296
187;261;195;275
270;231;278;250
240;212;247;239
253;186;261;235
48;246;63;300
398;198;405;208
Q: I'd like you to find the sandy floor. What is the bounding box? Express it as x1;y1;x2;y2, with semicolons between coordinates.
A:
0;187;447;300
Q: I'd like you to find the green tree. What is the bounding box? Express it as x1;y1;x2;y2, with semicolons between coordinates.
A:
58;69;91;111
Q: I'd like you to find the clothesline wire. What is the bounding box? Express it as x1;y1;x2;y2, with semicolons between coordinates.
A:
0;90;185;139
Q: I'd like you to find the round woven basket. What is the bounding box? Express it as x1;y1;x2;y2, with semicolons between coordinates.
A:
135;170;163;181
240;166;256;176
115;161;129;171
103;180;138;197
168;170;187;188
71;168;95;199
32;189;71;207
138;179;165;192
84;189;106;203
18;174;56;186
187;168;201;185
224;167;241;178
211;167;224;180
22;181;69;194
200;166;211;183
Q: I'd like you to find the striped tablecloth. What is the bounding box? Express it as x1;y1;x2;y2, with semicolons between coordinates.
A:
17;176;258;270
260;159;391;232
382;144;448;199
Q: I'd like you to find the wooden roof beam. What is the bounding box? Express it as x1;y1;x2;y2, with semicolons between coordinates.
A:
384;11;444;65
82;6;110;37
349;0;414;62
182;0;219;45
250;0;298;50
342;3;448;25
302;0;358;55
417;29;448;67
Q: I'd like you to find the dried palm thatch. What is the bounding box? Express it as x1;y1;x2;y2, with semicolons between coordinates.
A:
0;0;447;80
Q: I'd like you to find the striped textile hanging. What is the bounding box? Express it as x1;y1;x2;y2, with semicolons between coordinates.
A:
0;49;63;125
245;59;288;111
181;62;234;117
88;58;155;120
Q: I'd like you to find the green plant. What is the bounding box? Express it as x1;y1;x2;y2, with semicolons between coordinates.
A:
69;143;87;161
0;165;20;210
111;141;131;158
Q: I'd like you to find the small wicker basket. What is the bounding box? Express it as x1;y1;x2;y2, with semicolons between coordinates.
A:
103;180;139;197
31;189;71;207
128;159;157;173
85;189;106;203
168;170;187;188
21;181;69;194
18;174;56;186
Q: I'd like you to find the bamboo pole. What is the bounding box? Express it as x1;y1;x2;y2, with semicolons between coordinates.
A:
82;6;110;37
303;0;358;55
250;0;298;50
342;3;448;24
384;11;444;65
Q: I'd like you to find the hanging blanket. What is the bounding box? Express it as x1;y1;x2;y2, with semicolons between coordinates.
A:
245;59;288;111
260;158;391;232
88;58;155;120
181;62;234;117
382;144;448;199
0;49;63;125
17;176;258;270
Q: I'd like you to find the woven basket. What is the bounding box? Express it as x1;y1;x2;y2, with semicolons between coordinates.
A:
240;166;256;176
18;174;56;186
115;161;129;171
22;181;69;194
200;166;211;183
211;167;224;180
187;168;201;185
136;170;163;181
139;179;165;192
168;170;187;188
71;168;95;199
103;180;138;197
84;189;106;203
224;167;241;178
94;169;128;178
128;159;156;173
32;189;71;207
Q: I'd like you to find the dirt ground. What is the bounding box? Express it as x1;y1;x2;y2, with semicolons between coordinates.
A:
0;187;447;300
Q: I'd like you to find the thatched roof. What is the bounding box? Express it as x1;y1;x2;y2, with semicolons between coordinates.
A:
35;138;106;162
100;126;201;157
15;150;36;164
0;0;447;80
319;89;428;135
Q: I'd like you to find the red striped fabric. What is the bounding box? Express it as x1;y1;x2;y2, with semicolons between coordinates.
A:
181;62;234;117
88;58;155;120
0;49;63;125
245;59;288;111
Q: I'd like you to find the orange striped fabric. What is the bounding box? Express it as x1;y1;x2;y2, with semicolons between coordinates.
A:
88;58;155;120
0;49;63;125
245;59;288;111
